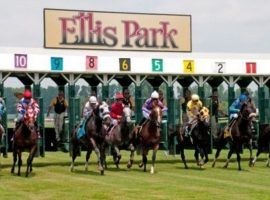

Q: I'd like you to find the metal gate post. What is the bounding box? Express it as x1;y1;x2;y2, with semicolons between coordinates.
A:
0;79;8;157
33;83;45;157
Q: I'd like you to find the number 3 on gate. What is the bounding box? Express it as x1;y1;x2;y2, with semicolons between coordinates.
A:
183;60;195;73
119;58;131;71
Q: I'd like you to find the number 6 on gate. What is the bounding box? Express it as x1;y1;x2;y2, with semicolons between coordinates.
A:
119;58;131;71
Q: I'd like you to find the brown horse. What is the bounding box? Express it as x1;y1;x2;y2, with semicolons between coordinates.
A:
11;106;38;177
212;103;255;170
251;124;270;167
139;106;162;174
70;110;104;175
100;104;135;169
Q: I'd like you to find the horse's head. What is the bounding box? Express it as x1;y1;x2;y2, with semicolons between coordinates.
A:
149;105;162;125
122;105;132;123
99;101;111;126
199;107;210;125
23;106;36;131
240;103;256;122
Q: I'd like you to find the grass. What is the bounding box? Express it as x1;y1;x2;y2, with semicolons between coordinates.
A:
0;149;270;200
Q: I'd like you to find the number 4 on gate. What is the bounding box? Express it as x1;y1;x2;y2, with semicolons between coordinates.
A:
183;60;195;73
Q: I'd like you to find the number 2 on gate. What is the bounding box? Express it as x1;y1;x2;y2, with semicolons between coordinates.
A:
183;60;195;73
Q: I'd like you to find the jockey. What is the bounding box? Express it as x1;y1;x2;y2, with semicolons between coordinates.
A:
0;97;6;134
185;94;203;136
107;93;124;133
123;88;134;111
77;96;99;139
137;91;167;130
16;90;40;132
228;94;248;128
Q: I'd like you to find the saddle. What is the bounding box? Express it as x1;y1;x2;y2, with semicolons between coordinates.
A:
224;119;237;139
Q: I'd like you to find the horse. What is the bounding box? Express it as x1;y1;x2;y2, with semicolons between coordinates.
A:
177;107;210;169
11;106;38;177
100;104;135;169
70;107;104;175
212;103;255;170
251;124;270;167
139;106;162;174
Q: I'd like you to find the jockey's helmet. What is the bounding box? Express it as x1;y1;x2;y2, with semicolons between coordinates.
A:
239;94;247;102
115;93;124;100
151;91;159;99
23;90;32;99
89;96;97;104
191;94;199;101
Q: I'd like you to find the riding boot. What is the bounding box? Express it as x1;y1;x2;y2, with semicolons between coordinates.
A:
136;117;146;135
184;124;191;137
107;124;114;134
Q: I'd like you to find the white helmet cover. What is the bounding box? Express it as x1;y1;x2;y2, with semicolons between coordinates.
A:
89;96;97;104
191;94;199;101
151;91;159;99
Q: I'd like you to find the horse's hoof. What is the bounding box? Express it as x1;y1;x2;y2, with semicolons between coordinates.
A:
70;166;74;172
238;168;242;171
100;170;104;175
223;165;228;169
139;163;143;168
127;163;132;169
184;165;189;169
150;166;154;174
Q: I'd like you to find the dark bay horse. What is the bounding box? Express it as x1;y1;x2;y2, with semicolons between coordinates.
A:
70;110;104;175
252;124;270;167
139;106;162;174
100;104;135;169
177;107;210;169
11;106;38;177
212;103;255;170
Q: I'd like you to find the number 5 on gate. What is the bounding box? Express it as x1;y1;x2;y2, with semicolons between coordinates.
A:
183;60;195;73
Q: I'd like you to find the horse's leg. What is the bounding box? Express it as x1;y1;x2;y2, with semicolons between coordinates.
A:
212;137;226;168
194;145;200;166
11;146;17;174
179;142;188;169
248;138;253;167
127;143;135;169
267;151;270;167
70;138;78;172
100;142;107;170
140;146;148;172
113;145;121;168
17;150;22;176
89;138;104;175
252;147;261;167
224;146;234;168
26;145;37;177
150;144;159;174
236;146;242;171
85;148;92;171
